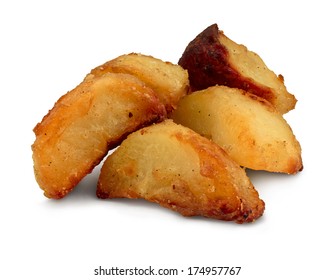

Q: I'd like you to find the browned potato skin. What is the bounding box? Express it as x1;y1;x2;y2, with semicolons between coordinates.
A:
97;120;265;223
178;24;296;114
87;53;190;113
171;86;303;174
32;73;166;199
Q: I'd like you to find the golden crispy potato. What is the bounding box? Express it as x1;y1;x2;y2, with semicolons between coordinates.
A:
32;73;166;199
87;53;190;113
97;120;265;223
178;24;296;114
171;86;303;174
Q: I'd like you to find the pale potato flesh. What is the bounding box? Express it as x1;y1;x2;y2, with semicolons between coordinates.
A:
32;73;166;199
171;86;302;174
97;120;265;223
87;53;190;113
218;31;296;114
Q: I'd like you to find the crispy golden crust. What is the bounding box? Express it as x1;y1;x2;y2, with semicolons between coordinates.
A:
97;120;265;223
171;86;303;174
32;73;166;199
87;53;190;113
178;23;296;114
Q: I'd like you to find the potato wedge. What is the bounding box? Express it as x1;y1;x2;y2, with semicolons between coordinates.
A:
178;23;296;114
87;53;190;113
171;86;302;174
32;73;166;199
97;120;265;223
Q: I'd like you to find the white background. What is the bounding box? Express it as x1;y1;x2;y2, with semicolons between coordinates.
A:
1;0;334;279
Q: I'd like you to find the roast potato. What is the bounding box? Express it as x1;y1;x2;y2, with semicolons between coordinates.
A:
32;73;166;199
87;53;190;113
178;23;296;114
171;86;303;174
97;120;265;223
